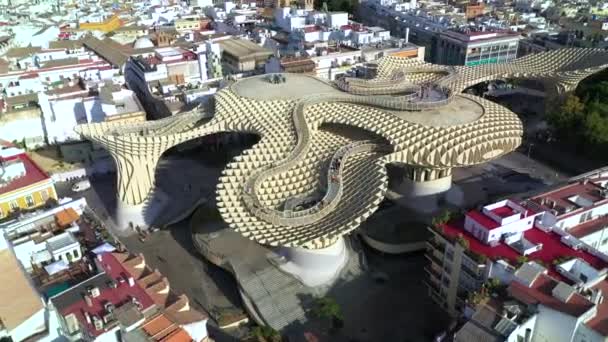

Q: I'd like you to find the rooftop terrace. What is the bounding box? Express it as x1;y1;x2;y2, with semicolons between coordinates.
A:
438;219;608;282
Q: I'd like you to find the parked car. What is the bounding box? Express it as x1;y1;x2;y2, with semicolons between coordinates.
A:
72;179;91;192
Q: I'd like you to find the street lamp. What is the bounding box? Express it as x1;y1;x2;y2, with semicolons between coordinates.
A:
527;143;534;159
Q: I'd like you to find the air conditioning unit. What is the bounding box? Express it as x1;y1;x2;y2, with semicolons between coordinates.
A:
92;315;103;330
104;302;115;313
87;286;100;298
102;312;114;324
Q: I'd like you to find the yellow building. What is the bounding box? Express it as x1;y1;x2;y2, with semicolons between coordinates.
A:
0;144;57;220
79;15;123;33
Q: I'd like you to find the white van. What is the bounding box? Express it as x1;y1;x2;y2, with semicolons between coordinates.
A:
72;179;91;192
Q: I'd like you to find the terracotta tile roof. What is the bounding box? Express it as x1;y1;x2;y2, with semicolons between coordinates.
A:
52;253;156;337
111;252;209;325
569;216;608;239
161;327;193;342
142;314;178;340
141;313;194;342
55;207;80;227
508;273;594;317
164;294;207;325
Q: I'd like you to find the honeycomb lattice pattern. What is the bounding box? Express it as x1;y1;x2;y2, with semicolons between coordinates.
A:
75;48;608;249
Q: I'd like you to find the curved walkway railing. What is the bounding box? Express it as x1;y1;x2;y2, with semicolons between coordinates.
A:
335;66;459;111
242;139;389;227
242;66;461;227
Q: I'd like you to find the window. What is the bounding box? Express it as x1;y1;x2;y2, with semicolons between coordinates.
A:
602;238;608;245
73;250;79;259
9;201;18;210
25;195;35;207
41;189;49;201
579;211;593;223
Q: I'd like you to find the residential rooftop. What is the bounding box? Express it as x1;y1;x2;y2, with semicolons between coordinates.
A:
0;151;50;196
528;179;608;218
438;216;608;282
51;252;156;337
0;248;44;331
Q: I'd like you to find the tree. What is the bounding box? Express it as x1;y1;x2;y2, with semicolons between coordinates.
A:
431;210;452;227
250;325;282;342
312;296;343;333
547;94;585;142
515;256;529;267
456;234;469;250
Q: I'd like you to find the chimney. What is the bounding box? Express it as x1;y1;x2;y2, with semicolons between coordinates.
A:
405;27;410;44
128;277;135;287
84;312;91;324
84;295;93;307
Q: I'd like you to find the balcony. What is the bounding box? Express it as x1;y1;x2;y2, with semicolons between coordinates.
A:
427;237;445;252
425;265;442;283
425;279;441;296
425;250;443;266
461;264;481;280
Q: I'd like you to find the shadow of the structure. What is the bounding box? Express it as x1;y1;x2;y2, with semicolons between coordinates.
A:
281;240;450;342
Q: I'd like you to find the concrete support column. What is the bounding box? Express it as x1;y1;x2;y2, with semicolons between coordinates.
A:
391;166;453;213
109;150;166;230
275;237;348;287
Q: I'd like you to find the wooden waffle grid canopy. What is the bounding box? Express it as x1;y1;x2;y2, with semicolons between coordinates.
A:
75;48;608;249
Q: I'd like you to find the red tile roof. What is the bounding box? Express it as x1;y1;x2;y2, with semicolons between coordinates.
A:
508;273;594;317
492;205;516;218
58;253;155;337
467;210;500;230
0;153;50;196
303;26;321;33
19;72;39;79
439;221;608;282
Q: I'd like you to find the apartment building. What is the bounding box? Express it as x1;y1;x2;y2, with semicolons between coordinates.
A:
0;142;57;220
527;175;608;254
49;251;209;342
218;38;273;75
426;172;608;341
436;30;520;66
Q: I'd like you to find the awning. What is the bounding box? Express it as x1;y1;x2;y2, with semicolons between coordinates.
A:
92;242;116;255
55;208;80;227
44;260;69;276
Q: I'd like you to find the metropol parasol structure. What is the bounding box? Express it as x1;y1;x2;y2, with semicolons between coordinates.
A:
77;48;608;286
